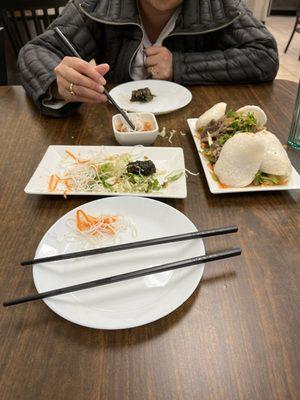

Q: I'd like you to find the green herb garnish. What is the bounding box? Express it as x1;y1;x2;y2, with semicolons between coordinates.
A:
228;112;258;133
217;133;234;146
226;109;235;118
252;171;283;186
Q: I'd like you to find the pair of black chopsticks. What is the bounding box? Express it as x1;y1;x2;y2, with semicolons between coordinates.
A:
53;27;135;130
3;226;241;307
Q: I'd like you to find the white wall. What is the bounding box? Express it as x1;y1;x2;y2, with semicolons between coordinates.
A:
245;0;271;22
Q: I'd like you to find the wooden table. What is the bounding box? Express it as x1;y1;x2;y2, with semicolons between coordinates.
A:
0;80;299;400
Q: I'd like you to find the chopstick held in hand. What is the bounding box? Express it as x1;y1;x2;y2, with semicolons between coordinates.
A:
53;27;135;130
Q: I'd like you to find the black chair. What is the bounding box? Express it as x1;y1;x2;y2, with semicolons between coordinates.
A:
0;27;8;85
0;0;68;56
284;0;300;54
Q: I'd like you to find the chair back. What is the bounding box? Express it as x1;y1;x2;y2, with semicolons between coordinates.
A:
0;0;68;55
0;27;8;85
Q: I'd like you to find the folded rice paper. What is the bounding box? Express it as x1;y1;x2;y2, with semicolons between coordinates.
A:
256;131;291;178
214;132;265;187
196;102;227;131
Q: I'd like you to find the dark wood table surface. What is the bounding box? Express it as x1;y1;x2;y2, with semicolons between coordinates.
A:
0;80;299;400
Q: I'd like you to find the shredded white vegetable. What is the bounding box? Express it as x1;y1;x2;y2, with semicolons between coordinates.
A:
158;127;167;138
118;114;145;132
158;128;177;143
63;214;137;250
49;147;183;195
207;132;213;146
185;168;199;176
168;130;176;144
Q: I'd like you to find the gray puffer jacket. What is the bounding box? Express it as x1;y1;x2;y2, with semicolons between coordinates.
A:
18;0;279;118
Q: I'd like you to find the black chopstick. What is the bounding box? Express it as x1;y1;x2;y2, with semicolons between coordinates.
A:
4;248;241;307
53;27;135;130
21;225;238;266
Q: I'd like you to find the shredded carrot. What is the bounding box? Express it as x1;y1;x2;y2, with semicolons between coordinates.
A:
102;216;118;224
90;164;98;174
117;121;153;132
66;149;90;164
60;178;73;190
49;175;59;192
75;210;119;237
77;210;98;226
218;182;229;189
99;224;116;235
143;121;153;131
48;174;74;193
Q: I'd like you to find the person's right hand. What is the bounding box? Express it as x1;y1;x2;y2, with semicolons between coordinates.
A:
53;57;110;103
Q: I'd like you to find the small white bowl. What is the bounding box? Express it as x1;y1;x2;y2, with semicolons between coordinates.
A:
112;112;159;146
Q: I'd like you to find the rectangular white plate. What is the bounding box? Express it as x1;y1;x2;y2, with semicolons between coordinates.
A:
187;118;300;194
24;145;187;199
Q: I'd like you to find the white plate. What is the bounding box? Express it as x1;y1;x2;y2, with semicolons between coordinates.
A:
109;80;192;115
33;197;205;329
25;145;187;199
187;118;300;194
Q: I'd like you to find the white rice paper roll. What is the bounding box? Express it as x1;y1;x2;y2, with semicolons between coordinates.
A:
196;102;227;131
214;132;265;187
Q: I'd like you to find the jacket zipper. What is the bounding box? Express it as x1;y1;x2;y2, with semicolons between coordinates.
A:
78;2;242;78
78;3;144;79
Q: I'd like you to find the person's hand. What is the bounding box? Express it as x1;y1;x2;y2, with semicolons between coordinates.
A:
145;46;173;80
53;57;110;103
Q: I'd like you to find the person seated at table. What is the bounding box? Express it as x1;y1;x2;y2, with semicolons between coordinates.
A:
18;0;279;118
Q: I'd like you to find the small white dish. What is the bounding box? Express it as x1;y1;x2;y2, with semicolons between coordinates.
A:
187;118;300;194
33;197;205;329
109;80;192;115
112;112;159;146
24;145;187;199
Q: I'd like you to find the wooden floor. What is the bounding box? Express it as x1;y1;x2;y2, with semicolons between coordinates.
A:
266;16;300;82
5;16;300;85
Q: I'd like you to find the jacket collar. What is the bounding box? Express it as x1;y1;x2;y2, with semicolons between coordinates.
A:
76;0;242;33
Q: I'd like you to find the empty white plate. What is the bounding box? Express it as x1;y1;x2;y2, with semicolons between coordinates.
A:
33;197;205;329
109;80;192;115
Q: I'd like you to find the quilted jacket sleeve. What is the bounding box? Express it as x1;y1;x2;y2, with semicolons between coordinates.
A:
18;1;100;118
172;8;279;85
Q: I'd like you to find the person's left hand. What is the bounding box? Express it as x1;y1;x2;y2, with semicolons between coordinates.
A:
145;46;173;80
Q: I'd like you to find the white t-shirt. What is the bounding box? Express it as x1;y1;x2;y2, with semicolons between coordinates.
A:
130;7;180;80
43;8;180;109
